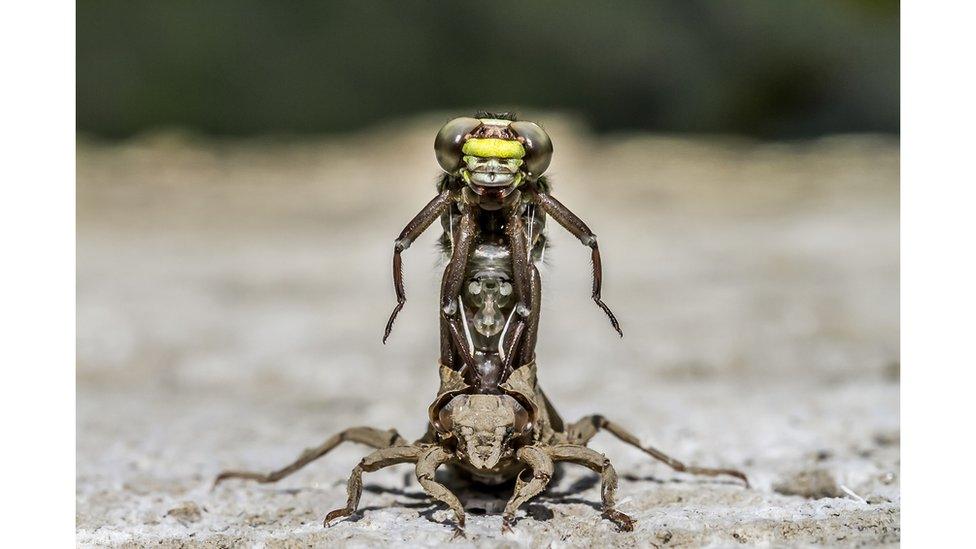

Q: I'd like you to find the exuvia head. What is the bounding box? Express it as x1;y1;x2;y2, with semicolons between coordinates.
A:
434;113;553;199
434;394;531;470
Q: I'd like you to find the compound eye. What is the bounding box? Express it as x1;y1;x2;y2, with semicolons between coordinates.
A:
435;395;467;432
435;117;481;173
513;407;531;433
510;121;552;179
437;407;454;431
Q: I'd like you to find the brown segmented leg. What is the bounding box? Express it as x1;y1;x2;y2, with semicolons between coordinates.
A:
534;192;622;337
547;444;634;532
517;265;542;367
439;204;478;317
415;446;466;537
505;201;532;319
502;320;526;374
566;415;749;487
439;301;457;369
501;445;554;532
214;427;407;487
384;190;454;343
324;445;423;526
444;314;476;371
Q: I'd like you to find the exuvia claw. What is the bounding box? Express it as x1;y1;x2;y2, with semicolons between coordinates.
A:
323;508;352;527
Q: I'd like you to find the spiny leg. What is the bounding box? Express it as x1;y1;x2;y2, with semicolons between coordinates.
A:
439;204;477;318
534;191;622;337
517;265;542;367
505;199;532;319
567;415;749;486
214;427;407;487
445;313;477;371
439;300;457;370
324;445;423;526
439;256;474;370
415;446;466;537
502;445;554;533
548;444;634;531
502;320;526;374
384;189;453;343
438;205;478;369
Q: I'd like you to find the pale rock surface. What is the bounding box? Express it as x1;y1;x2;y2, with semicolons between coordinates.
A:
77;117;899;547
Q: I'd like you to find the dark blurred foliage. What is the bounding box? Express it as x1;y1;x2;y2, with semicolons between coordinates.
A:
77;0;898;139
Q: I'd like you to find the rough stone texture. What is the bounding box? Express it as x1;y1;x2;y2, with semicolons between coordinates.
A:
77;116;899;547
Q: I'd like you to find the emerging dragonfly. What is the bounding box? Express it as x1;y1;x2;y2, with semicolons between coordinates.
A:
384;112;623;383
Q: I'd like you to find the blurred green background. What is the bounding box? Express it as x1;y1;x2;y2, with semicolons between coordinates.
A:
77;0;898;139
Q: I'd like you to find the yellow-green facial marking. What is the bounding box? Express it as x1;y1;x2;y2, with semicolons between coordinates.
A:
462;138;526;159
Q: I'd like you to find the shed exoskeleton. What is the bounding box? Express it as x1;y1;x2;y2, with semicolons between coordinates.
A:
214;363;748;535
